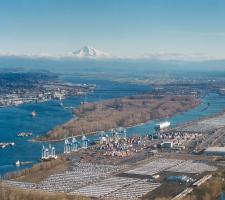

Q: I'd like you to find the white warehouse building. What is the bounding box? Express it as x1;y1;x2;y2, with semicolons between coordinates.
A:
204;147;225;156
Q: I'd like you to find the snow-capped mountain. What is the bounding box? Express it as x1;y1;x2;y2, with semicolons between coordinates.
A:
72;46;108;58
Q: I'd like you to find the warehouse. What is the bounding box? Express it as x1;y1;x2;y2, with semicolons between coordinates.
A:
204;147;225;156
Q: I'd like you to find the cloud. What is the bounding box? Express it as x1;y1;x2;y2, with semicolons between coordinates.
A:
0;50;224;62
139;52;225;61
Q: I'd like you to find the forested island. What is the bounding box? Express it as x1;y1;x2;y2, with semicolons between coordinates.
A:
38;94;201;141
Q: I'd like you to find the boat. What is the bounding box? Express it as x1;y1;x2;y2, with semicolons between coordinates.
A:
15;160;32;166
0;142;15;149
154;121;171;131
31;111;36;117
17;132;32;137
15;160;20;166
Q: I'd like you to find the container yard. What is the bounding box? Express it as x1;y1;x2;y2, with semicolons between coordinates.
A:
71;177;161;199
125;158;217;176
2;154;220;200
2;115;225;200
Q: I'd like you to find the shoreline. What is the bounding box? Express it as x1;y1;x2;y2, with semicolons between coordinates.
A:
34;94;201;142
173;108;225;131
34;99;225;143
32;121;152;143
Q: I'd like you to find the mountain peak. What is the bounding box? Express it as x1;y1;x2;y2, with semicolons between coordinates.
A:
72;46;108;58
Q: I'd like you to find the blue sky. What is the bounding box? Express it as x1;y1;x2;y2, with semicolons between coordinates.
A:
0;0;225;58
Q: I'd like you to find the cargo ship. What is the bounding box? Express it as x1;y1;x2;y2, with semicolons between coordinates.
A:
15;160;33;166
154;121;171;131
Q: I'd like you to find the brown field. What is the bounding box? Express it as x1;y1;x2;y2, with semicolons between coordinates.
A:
39;94;201;141
181;171;225;200
153;170;225;200
4;157;70;183
0;183;90;200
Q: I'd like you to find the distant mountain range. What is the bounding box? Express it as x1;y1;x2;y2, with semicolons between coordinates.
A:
0;45;224;61
0;53;225;73
72;46;108;58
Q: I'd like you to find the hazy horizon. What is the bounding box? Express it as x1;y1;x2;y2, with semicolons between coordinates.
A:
1;0;225;61
1;54;225;74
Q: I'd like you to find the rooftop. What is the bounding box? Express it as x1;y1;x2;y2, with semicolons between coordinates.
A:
205;146;225;153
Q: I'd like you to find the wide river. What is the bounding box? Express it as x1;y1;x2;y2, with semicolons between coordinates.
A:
0;75;225;175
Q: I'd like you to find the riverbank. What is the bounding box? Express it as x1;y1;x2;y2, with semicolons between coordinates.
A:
38;94;201;141
0;78;152;176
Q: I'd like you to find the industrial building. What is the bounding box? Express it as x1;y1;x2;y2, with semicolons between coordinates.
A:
166;175;194;183
161;141;173;149
204;146;225;156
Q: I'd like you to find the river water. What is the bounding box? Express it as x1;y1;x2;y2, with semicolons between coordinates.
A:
0;75;225;175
